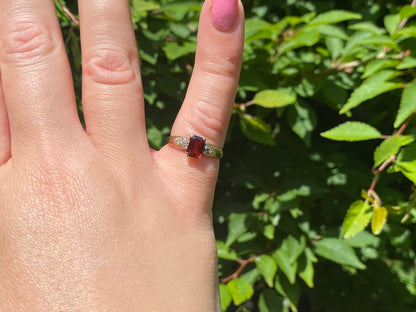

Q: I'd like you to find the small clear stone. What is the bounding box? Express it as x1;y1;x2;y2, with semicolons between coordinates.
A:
208;146;214;154
177;138;183;146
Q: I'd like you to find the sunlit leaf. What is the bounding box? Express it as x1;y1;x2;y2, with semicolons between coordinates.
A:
321;122;382;141
372;206;388;235
343;200;372;238
227;278;254;305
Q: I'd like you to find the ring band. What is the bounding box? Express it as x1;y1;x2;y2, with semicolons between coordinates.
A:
168;135;223;159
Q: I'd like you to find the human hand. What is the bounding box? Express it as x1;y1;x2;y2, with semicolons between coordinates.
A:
0;0;244;310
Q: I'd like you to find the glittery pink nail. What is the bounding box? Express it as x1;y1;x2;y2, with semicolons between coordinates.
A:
211;0;238;31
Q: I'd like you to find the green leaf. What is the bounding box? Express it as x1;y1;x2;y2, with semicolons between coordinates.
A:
263;224;275;240
374;135;414;166
396;142;416;184
275;274;300;311
384;14;401;35
362;59;400;79
131;0;160;21
298;248;317;288
321;121;382;142
317;24;348;40
306;10;361;27
162;1;201;20
315;238;366;269
397;56;416;70
217;241;238;261
239;114;276;146
163;41;196;60
345;231;380;248
226;213;250;246
394;81;416;128
273;236;306;284
287;103;317;146
325;37;344;60
342;200;372;239
256;255;278;288
279;28;320;54
372;206;388;235
258;289;285;312
399;5;416;20
253;89;297;108
219;284;232;311
226;278;254;305
340;82;402;114
349;22;386;35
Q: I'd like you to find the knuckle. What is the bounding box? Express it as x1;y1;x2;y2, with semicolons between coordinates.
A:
1;22;58;62
189;98;228;140
84;49;138;85
198;53;240;80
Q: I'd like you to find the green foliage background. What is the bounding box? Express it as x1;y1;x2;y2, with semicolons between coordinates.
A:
56;0;416;311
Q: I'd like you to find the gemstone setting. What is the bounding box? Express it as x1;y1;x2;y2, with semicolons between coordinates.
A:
187;135;206;158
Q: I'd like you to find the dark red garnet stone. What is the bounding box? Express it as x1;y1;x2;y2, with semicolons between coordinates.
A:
187;135;205;158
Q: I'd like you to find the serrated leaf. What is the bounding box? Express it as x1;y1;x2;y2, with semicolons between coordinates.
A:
372;206;388;235
219;284;232;311
394;81;416;128
317;24;348;40
279;28;320;54
340;82;402;114
258;289;285;312
315;238;366;269
298;248;317;288
362;59;400;79
397;56;416;70
374;135;414;166
239;114;276;146
321;121;382;141
349;22;385;35
253;89;297;108
256;255;278;287
307;10;361;27
226;278;254;305
342;200;372;238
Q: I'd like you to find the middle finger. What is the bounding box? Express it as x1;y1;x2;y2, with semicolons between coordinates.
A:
79;0;148;161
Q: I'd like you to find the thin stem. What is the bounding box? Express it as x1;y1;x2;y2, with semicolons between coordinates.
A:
57;0;79;25
221;256;256;283
398;0;416;29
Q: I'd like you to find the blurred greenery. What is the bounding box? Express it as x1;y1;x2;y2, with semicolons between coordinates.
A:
56;0;416;310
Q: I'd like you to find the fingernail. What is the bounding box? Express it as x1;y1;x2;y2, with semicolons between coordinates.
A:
211;0;238;32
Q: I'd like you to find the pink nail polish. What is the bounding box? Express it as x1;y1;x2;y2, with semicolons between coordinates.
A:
211;0;238;32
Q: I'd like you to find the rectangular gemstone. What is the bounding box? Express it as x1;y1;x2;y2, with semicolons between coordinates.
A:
187;135;205;158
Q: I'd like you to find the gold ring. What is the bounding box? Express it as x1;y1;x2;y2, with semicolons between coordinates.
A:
168;135;223;159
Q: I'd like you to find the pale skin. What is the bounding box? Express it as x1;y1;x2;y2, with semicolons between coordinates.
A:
0;0;244;310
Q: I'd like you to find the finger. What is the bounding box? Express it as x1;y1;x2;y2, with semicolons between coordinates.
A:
79;0;148;160
0;1;84;156
0;73;11;166
170;0;243;150
155;0;244;205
